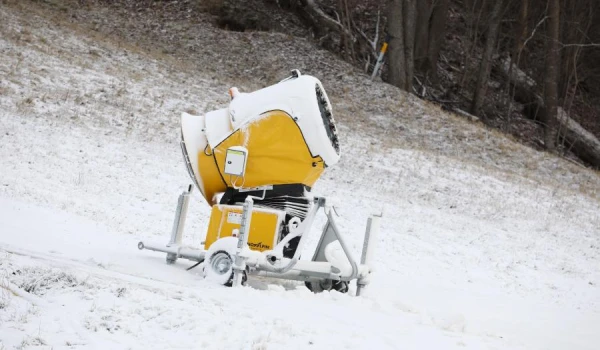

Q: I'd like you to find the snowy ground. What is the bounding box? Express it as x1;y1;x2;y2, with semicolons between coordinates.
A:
1;2;600;350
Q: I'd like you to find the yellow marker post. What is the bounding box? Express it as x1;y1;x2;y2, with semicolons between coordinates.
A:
371;35;390;79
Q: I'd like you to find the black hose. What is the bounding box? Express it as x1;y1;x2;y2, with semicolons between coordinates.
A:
186;259;204;271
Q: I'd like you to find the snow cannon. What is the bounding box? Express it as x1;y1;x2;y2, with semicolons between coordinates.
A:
138;70;381;295
180;70;340;205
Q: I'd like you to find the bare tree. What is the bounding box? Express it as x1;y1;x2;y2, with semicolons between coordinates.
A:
503;0;529;129
544;0;560;150
559;0;596;109
414;0;449;82
403;0;416;91
427;0;449;83
386;0;407;89
414;0;432;70
459;0;486;89
470;0;505;116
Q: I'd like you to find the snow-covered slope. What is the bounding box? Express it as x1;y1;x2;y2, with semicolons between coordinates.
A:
1;3;599;350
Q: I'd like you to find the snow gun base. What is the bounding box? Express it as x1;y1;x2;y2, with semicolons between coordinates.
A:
138;186;380;295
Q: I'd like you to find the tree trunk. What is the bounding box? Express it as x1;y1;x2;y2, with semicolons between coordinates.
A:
459;0;487;89
558;0;593;106
544;0;560;150
557;108;600;167
504;0;528;129
300;0;352;37
414;0;432;71
402;0;446;82
427;0;449;83
336;0;355;62
386;0;406;89
403;0;416;91
470;0;503;116
515;0;528;55
497;58;543;109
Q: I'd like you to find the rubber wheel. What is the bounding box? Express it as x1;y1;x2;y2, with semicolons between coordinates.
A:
205;250;247;287
305;279;348;294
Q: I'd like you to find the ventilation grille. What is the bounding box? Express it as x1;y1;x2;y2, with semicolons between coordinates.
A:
315;84;340;156
255;196;311;220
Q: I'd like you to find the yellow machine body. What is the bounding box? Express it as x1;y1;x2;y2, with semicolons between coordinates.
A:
180;74;339;205
194;110;324;203
204;204;286;251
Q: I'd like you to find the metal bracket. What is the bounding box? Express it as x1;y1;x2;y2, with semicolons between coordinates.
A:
312;210;359;281
231;196;253;287
356;213;382;296
166;184;193;264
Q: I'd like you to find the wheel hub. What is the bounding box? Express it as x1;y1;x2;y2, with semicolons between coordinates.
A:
210;252;232;275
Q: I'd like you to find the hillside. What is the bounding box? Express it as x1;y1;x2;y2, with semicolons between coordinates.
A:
1;1;599;349
9;0;600;191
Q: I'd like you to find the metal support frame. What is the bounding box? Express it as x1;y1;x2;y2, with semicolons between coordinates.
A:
356;213;381;296
263;197;324;274
165;185;193;264
138;186;381;295
311;208;359;281
231;196;253;287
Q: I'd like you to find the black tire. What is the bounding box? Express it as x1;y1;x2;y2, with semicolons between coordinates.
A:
305;279;348;293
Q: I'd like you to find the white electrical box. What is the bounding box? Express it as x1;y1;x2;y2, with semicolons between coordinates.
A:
224;146;248;177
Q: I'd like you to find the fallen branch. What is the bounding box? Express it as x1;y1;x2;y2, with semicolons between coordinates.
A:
302;0;352;37
497;57;600;167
